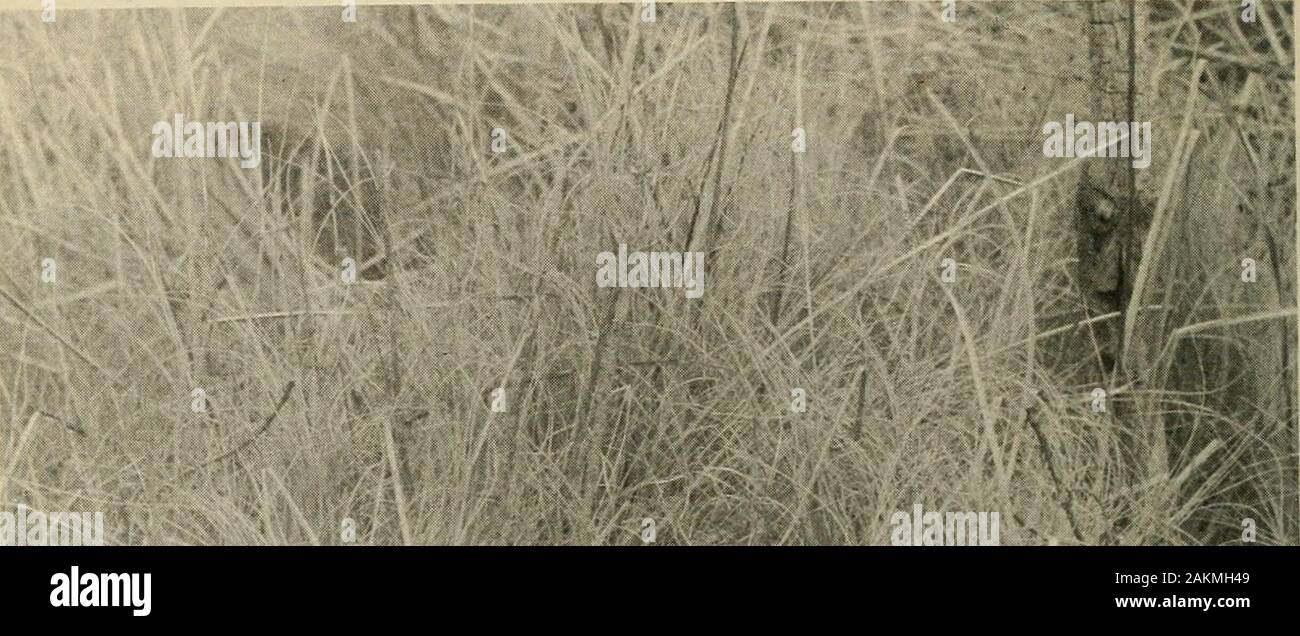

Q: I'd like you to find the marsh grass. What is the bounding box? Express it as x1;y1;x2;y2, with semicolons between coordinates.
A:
0;2;1294;545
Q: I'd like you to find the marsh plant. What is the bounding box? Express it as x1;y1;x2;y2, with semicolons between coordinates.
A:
0;2;1293;546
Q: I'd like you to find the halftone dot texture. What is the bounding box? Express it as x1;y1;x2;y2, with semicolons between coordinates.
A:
0;1;1294;545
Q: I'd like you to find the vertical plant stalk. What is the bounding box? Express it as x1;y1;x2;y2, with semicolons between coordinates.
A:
1079;0;1147;499
772;42;801;326
1117;0;1143;380
1124;0;1137;235
1026;406;1086;543
853;365;868;443
381;414;413;546
688;3;741;260
1118;0;1144;497
796;42;816;364
1122;65;1207;484
1079;0;1133;363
